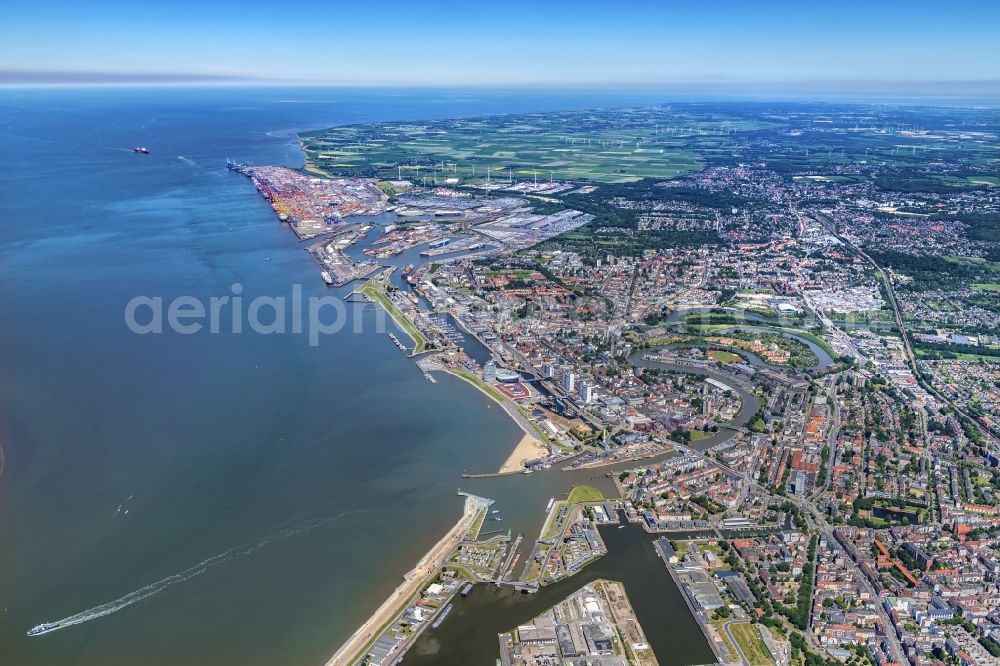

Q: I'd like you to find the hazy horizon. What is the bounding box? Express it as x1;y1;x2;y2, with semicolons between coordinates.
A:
2;75;999;103
4;0;999;91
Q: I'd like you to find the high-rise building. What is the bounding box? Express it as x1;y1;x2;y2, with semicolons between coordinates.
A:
578;381;594;404
561;370;575;392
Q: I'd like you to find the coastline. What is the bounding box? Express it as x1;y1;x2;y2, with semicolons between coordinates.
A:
417;355;569;478
324;493;484;666
498;433;547;474
357;279;429;355
358;283;548;473
446;367;555;469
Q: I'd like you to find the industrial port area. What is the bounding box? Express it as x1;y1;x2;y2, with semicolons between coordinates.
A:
499;580;655;666
229;159;597;292
228;162;387;239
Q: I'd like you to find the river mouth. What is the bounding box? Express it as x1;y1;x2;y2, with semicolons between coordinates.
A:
4;87;603;666
395;356;762;666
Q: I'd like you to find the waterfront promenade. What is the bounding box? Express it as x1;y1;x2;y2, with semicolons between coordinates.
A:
324;493;489;666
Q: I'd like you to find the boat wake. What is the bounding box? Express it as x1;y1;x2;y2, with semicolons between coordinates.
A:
28;508;366;636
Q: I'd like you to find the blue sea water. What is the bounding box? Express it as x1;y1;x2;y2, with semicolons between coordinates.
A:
0;86;674;666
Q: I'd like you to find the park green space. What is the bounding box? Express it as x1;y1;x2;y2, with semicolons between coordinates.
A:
360;281;428;354
730;623;776;666
708;350;743;363
567;485;605;504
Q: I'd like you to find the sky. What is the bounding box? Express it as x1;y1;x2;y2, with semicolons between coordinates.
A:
2;0;999;90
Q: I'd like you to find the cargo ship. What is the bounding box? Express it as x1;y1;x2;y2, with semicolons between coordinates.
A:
431;604;453;629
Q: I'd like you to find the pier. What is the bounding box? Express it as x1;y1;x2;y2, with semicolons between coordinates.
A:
306;226;382;287
461;469;526;479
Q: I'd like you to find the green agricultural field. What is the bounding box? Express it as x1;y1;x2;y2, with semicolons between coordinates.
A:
297;107;779;184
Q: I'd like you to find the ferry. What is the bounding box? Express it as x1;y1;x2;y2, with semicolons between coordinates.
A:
544;498;556;514
27;622;60;637
133;146;150;154
431;604;453;629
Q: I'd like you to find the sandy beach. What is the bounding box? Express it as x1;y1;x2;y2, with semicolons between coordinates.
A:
324;494;485;666
498;433;547;474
